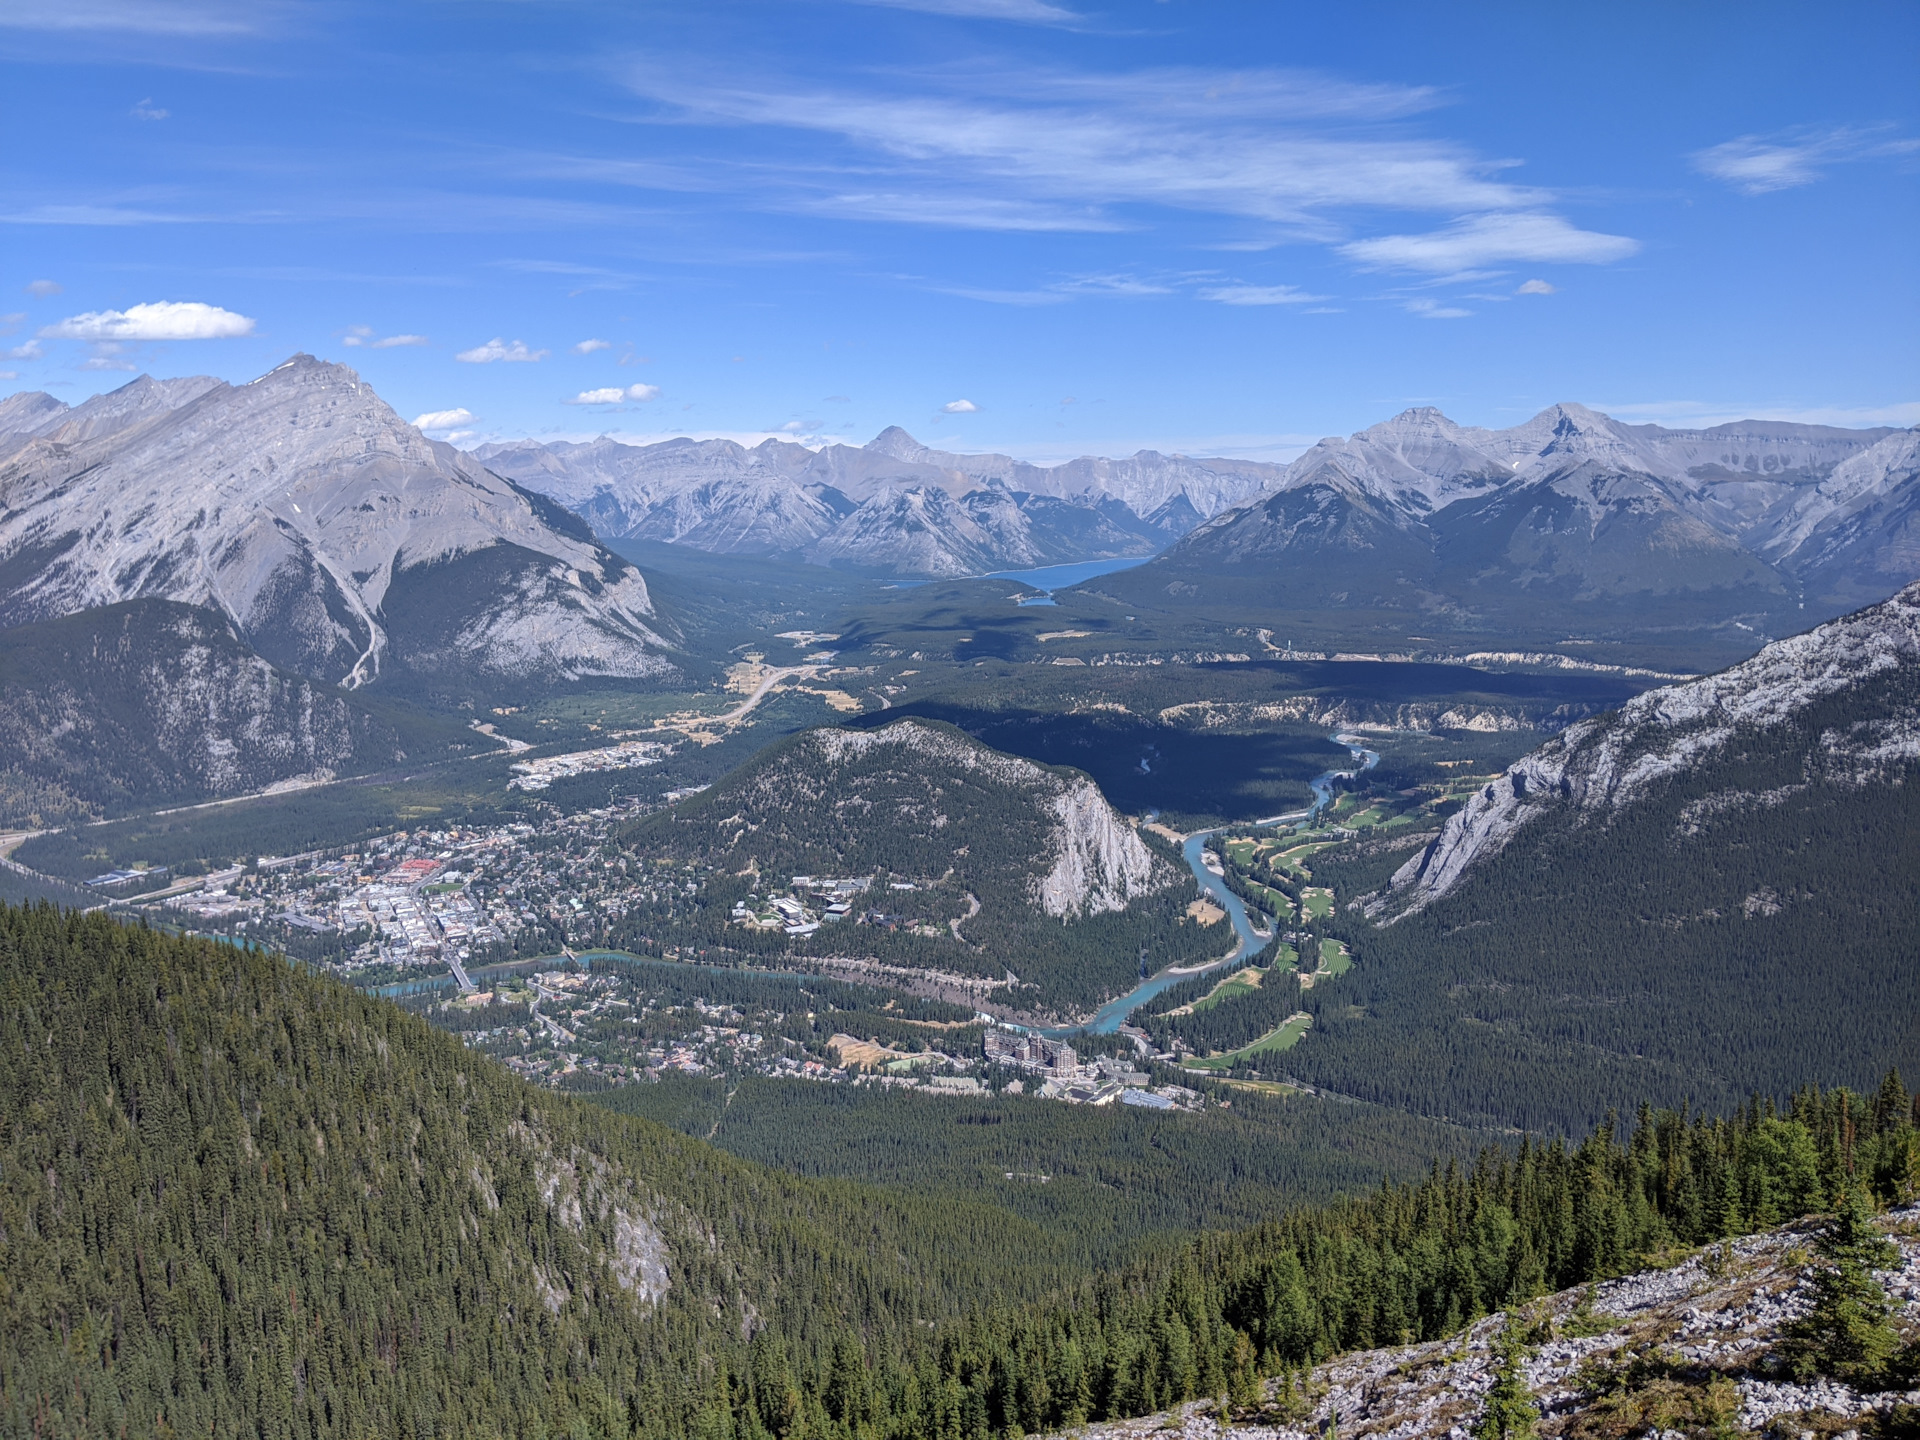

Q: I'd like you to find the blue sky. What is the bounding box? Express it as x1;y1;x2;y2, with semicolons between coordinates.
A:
2;0;1916;460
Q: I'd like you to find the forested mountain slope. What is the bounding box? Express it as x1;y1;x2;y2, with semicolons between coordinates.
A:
5;900;1911;1440
0;903;1088;1439
623;718;1215;1005
0;599;479;823
1284;582;1920;1131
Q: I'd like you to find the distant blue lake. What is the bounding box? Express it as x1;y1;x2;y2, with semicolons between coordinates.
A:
986;555;1155;590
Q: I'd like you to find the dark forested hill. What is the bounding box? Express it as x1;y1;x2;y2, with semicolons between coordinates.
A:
0;903;1087;1438
622;717;1223;1006
0;600;479;822
1283;582;1920;1132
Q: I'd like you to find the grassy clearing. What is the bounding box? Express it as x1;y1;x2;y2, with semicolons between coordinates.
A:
1319;938;1351;976
1187;1011;1313;1069
1246;881;1294;921
1303;887;1335;920
1189;966;1264;1012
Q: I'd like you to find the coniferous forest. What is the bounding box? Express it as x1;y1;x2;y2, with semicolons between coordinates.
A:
3;900;1915;1439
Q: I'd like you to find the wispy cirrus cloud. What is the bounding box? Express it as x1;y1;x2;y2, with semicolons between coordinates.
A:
617;58;1640;286
622;62;1527;234
456;337;548;363
844;0;1083;24
1200;284;1329;306
40;299;255;339
0;0;277;34
1692;125;1919;195
1341;212;1637;273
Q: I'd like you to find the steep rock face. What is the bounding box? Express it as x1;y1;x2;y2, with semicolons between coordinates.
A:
0;356;670;689
1035;777;1159;917
1386;580;1920;910
0;600;473;813
1759;429;1920;610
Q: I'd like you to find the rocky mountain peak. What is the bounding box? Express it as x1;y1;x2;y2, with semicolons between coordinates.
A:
864;425;931;461
0;353;669;690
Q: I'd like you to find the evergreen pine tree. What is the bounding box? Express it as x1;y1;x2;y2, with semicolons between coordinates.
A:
1783;1187;1901;1384
1473;1317;1537;1440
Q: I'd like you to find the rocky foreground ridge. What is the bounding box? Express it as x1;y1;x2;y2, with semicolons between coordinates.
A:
1045;1205;1920;1440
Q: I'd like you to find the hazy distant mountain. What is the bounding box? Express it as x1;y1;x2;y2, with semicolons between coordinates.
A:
473;428;1283;577
0;358;672;693
1105;402;1912;652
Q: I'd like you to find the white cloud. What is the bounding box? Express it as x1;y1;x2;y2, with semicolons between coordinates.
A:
40;300;255;340
345;327;428;349
131;98;169;121
566;384;659;405
1341;213;1638;272
413;408;476;431
1402;298;1471;320
25;280;61;297
7;341;44;360
1691;125;1919;195
846;0;1082;23
1199;284;1329;306
1516;279;1556;295
0;371;16;381
455;337;548;363
573;338;611;354
942;399;978;413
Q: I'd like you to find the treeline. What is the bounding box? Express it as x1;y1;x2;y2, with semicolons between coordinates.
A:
673;1077;1920;1439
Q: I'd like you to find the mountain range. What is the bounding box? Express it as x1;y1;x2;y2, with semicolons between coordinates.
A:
1100;402;1919;655
473;427;1285;577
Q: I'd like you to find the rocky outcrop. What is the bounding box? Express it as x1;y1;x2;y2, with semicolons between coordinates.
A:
1038;1205;1920;1440
1384;580;1920;912
1037;778;1159;917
